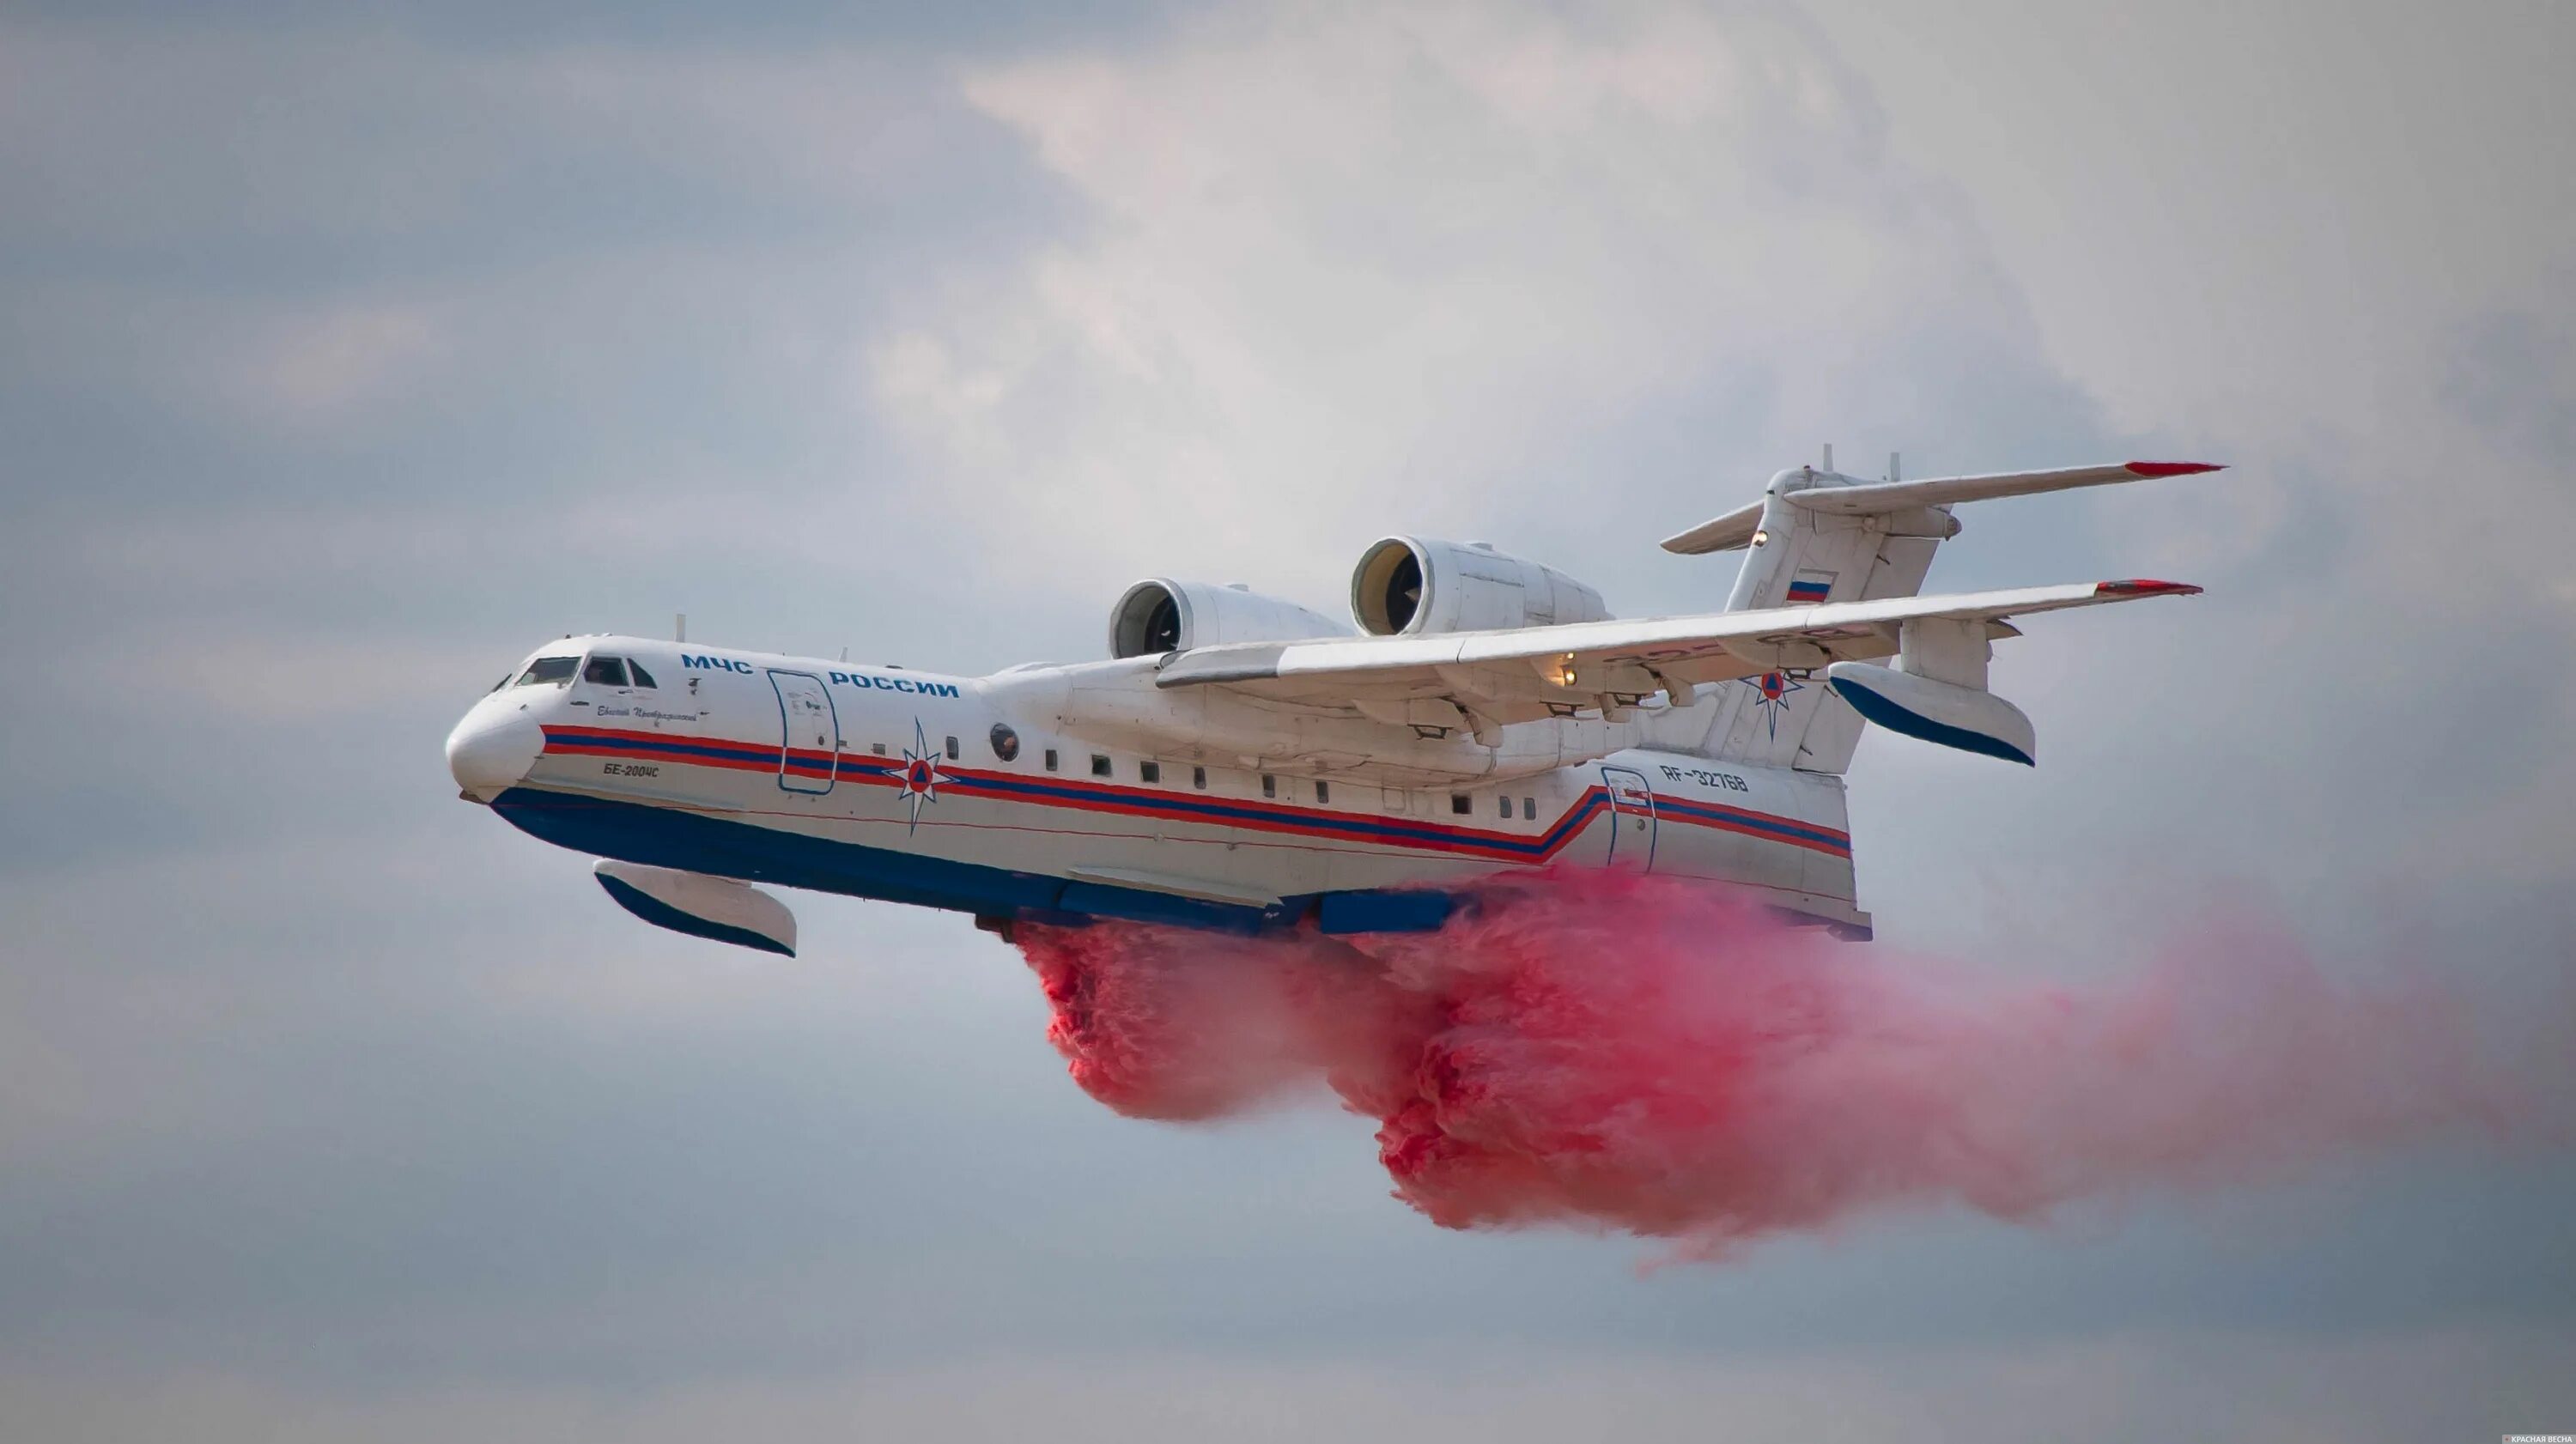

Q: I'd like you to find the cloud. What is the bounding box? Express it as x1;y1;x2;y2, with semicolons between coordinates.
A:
2444;306;2576;471
222;304;452;427
835;0;2576;931
0;0;2570;1435
856;0;2099;610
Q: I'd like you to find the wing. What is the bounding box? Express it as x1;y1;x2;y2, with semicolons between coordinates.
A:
1155;579;2197;721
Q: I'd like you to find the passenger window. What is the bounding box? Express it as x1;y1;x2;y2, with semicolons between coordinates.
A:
627;659;658;689
1522;797;1535;819
945;736;960;761
1450;793;1470;815
1261;774;1277;798
1497;797;1510;818
582;656;629;688
1140;761;1162;784
1044;749;1059;773
872;743;888;756
1315;781;1329;804
1193;766;1207;789
1091;754;1112;778
517;657;578;687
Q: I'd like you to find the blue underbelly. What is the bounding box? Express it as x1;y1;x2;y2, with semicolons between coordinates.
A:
488;787;1453;935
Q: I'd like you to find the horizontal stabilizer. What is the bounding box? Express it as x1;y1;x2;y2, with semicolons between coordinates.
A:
1786;461;2222;516
1660;460;2221;553
595;860;796;956
1657;499;1767;555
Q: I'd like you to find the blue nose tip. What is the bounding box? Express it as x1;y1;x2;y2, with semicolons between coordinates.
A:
446;709;543;798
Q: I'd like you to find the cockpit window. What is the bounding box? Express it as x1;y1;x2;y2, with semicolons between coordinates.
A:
582;656;629;687
515;656;579;688
489;673;511;694
627;658;658;689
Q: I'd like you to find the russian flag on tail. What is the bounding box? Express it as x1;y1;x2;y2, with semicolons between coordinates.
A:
1785;572;1834;604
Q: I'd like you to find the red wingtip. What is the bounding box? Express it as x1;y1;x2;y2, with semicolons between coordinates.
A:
2123;460;2225;477
2094;579;2203;597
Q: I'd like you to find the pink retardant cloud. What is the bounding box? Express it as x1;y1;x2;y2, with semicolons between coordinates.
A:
1018;868;2528;1257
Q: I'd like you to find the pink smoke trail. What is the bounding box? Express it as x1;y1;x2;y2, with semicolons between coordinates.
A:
1017;868;2522;1257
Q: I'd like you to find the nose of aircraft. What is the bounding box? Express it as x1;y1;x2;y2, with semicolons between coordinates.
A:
447;708;543;800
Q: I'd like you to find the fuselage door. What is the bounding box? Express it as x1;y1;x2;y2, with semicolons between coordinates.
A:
769;670;838;795
1600;764;1658;871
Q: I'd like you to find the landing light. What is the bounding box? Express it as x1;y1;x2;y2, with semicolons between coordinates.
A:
1751;528;1769;547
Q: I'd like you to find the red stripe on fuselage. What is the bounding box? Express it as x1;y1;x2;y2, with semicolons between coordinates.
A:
537;725;1851;859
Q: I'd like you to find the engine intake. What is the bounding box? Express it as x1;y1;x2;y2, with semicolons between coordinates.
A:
1350;537;1611;636
1109;579;1348;658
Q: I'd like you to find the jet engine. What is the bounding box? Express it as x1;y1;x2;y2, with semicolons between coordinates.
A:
1349;537;1612;636
1108;579;1349;658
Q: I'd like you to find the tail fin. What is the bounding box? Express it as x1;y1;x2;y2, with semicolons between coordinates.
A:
1660;455;2221;774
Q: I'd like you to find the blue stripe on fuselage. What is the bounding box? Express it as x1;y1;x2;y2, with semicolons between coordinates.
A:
549;732;780;768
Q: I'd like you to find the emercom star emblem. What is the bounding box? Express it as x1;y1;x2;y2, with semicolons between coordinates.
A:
1747;670;1805;739
894;718;951;833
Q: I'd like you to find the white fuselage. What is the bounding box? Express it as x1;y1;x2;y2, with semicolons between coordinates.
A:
447;634;1866;937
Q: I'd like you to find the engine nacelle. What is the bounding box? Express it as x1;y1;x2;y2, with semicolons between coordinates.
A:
1349;537;1612;636
1109;579;1348;658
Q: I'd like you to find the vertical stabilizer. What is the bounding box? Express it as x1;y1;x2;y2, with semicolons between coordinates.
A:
1675;458;1956;773
1657;457;2221;774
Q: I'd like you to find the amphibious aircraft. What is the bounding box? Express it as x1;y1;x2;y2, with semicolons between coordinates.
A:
447;454;2215;955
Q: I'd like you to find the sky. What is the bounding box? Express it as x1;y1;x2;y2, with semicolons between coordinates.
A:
2;1;2573;1439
